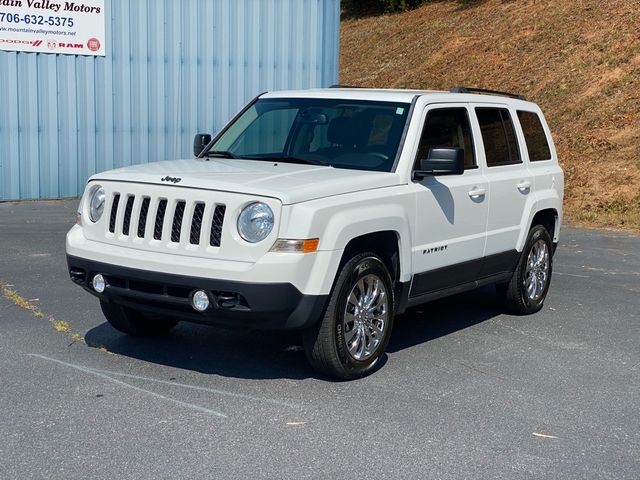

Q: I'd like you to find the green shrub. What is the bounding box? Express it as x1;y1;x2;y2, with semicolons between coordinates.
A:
382;0;424;11
342;0;424;16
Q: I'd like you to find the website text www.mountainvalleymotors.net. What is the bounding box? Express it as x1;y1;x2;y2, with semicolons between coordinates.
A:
0;24;75;35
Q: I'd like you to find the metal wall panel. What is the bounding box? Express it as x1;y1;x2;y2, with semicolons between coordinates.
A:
0;0;340;200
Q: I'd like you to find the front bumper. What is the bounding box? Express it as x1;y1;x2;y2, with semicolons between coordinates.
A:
67;255;328;330
66;225;342;296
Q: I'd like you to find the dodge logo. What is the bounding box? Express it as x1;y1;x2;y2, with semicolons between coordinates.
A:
161;176;182;183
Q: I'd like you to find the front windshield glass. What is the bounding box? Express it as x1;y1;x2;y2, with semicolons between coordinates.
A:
205;98;411;172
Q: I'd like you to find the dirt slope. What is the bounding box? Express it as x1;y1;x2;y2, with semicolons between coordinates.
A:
340;0;640;230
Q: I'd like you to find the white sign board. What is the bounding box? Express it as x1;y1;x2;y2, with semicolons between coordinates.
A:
0;0;105;56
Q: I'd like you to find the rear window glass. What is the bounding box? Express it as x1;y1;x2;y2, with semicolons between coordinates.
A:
517;111;552;161
476;108;521;167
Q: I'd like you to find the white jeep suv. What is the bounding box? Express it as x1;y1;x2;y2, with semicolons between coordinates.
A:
67;86;564;379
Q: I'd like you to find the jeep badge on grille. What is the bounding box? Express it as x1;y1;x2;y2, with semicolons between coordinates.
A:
161;176;182;183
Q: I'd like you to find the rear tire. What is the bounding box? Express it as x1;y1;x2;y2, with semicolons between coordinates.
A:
303;252;394;380
498;225;553;315
100;301;178;336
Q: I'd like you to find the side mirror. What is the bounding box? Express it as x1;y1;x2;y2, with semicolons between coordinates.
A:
193;133;212;157
413;148;465;180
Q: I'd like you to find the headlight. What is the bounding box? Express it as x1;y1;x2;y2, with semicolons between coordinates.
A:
237;202;274;243
89;185;106;223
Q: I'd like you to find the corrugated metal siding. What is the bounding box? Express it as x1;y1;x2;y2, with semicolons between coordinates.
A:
0;0;340;201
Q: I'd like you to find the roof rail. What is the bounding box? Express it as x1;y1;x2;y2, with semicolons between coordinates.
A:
328;84;362;89
450;86;525;100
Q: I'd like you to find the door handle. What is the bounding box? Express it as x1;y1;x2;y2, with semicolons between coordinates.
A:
517;181;532;192
468;187;486;199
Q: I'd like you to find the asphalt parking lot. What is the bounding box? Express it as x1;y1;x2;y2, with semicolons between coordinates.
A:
0;200;638;479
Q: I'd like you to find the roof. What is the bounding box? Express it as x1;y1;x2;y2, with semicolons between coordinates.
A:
261;88;436;103
260;87;538;107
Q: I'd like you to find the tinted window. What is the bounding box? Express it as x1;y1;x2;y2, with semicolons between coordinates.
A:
476;108;521;167
415;108;476;169
209;98;410;172
518;111;552;161
231;108;298;155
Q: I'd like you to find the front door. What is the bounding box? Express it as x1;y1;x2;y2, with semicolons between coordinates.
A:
409;104;489;297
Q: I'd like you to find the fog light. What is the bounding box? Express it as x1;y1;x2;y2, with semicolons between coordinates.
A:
92;274;106;293
192;290;210;312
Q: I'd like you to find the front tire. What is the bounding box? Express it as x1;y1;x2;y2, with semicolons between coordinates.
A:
100;301;178;336
498;225;553;314
303;252;394;380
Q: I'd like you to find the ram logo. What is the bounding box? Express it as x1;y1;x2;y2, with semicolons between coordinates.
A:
160;176;182;183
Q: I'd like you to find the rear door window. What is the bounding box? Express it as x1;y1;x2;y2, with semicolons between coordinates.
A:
517;111;552;161
476;108;521;167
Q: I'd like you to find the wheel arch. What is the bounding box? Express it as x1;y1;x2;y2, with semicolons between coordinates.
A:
531;208;558;241
340;231;403;283
516;194;562;252
516;207;559;252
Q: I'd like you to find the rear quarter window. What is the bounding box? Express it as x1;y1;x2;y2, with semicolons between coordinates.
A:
517;111;552;162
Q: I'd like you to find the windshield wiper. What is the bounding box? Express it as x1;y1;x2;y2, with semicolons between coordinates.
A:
244;155;330;167
206;150;238;159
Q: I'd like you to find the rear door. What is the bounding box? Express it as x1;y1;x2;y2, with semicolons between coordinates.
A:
409;104;489;297
472;104;532;277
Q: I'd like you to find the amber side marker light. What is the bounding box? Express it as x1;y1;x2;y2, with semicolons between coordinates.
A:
271;238;320;253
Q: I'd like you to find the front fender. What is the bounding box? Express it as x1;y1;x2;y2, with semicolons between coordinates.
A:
279;187;414;284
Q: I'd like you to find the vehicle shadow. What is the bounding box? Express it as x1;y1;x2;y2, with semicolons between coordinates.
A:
84;285;503;380
84;321;318;381
388;285;503;353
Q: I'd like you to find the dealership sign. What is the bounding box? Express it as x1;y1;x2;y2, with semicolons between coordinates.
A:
0;0;105;56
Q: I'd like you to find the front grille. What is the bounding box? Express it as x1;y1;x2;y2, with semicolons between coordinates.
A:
137;197;150;238
154;199;167;240
122;196;135;235
210;205;226;247
107;193;225;247
190;203;205;245
171;201;186;243
109;194;120;233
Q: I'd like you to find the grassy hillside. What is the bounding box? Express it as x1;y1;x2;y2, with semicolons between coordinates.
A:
340;0;640;230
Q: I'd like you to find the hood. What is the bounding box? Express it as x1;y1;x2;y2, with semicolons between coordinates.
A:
90;158;402;204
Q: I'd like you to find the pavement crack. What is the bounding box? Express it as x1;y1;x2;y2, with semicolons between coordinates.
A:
498;322;550;343
555;271;590;279
455;361;508;382
82;367;300;409
28;354;227;418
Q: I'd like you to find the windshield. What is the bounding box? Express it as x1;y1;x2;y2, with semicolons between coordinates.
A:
205;98;411;172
